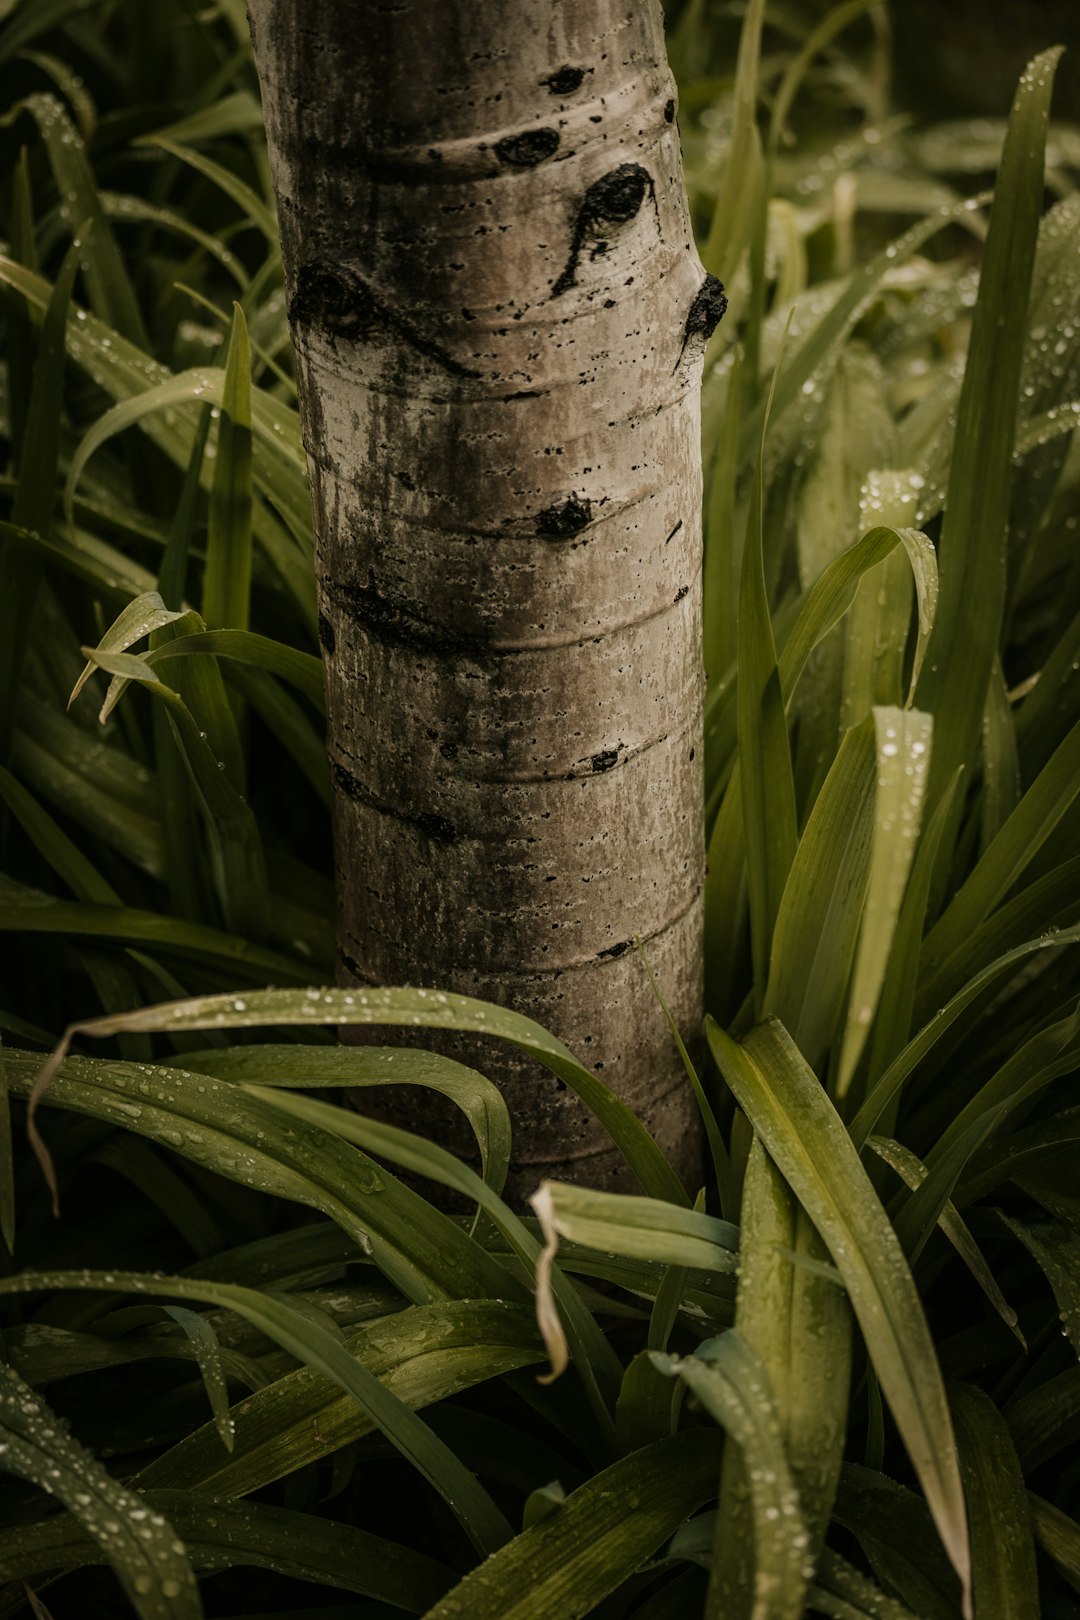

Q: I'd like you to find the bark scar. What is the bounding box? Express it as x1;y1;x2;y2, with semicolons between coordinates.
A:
551;163;655;297
290;259;481;378
673;274;728;371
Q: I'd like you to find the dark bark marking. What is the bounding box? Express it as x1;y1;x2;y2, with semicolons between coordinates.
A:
598;939;631;959
290;259;480;378
317;612;336;654
674;273;728;370
339;574;486;659
495;128;560;167
665;520;683;544
332;760;458;843
536;496;592;537
664;98;676;122
543;66;586;95
673;585;689;602
551;163;655;297
590;748;620;773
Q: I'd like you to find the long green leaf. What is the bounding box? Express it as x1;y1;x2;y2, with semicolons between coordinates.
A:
0;1490;452;1612
952;1384;1039;1620
0;1269;512;1557
916;51;1062;817
424;1430;720;1620
655;1332;809;1620
837;709;933;1095
203;304;253;632
0;1362;200;1617
706;1015;971;1612
31;985;687;1204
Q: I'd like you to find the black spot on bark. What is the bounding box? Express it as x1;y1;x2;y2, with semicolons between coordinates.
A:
674;585;689;602
503;389;541;401
543;65;586;95
337;945;362;977
552;163;655;296
416;811;458;842
598;939;631;959
665;520;683;544
591;748;620;773
674;274;728;369
495;128;560;167
439;740;459;760
332;761;457;843
536;496;592;537
317;613;336;654
290;261;378;338
664;98;676;122
290;259;480;378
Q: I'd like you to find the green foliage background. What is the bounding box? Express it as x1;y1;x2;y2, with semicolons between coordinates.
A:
1;2;1080;1617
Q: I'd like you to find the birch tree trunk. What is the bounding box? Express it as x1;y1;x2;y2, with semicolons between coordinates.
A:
247;0;722;1198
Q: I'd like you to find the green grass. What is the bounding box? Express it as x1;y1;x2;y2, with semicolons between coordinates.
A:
2;3;1080;1617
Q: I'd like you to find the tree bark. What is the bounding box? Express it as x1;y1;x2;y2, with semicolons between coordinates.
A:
247;0;718;1198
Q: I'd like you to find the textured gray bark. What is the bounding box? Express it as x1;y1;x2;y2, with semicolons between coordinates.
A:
248;0;720;1197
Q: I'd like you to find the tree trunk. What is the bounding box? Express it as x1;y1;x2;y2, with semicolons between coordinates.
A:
247;0;718;1198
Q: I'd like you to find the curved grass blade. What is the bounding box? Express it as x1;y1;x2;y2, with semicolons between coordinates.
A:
868;1136;1022;1345
764;716;877;1072
1030;1495;1080;1595
713;1138;851;1605
740;323;798;1006
162;1307;236;1454
245;1089;622;1429
116;630;324;713
837;709;933;1096
3;1047;518;1306
952;1384;1039;1620
0;1490;452;1612
0;892;311;984
179;1042;510;1196
0;1363;199;1617
134;1300;545;1499
1002;1214;1080;1358
921;716;1080;983
527;1181;737;1273
833;1464;961;1620
0;1270;512;1558
31;985;687;1205
1;93;146;344
654;1332;810;1620
76;647;268;937
916;51;1063;820
101;191;248;288
141;139;278;243
423;1429;720;1620
203;304;253;633
851;923;1080;1146
706;1016;972;1613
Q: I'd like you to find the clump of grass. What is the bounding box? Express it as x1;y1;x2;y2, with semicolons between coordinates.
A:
2;3;1080;1618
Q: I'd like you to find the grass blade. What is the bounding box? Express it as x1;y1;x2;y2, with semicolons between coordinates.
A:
203;304;253;633
423;1430;720;1620
33;985;688;1204
836;708;933;1096
0;1362;200;1618
655;1332;810;1620
951;1384;1039;1620
916;50;1063;818
0;1270;513;1557
706;1015;972;1613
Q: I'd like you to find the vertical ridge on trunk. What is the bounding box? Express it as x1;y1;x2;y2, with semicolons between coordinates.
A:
248;0;717;1197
